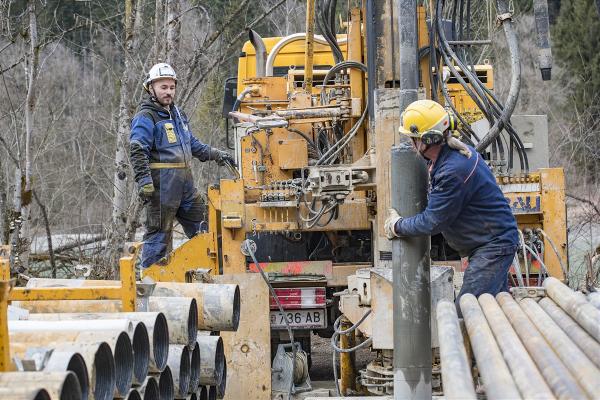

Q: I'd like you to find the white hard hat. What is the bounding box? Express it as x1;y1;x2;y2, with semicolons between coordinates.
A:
144;63;177;90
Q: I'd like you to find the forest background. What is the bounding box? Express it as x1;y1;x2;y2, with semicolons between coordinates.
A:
0;0;598;285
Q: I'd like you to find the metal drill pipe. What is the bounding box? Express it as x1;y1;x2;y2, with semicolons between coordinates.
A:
149;297;198;347
435;301;476;400
152;283;240;331
125;389;142;400
156;365;175;400
459;294;521;399
10;330;133;399
207;385;217;400
478;294;553;399
544;277;600;342
216;355;226;399
0;371;82;400
43;350;89;400
189;341;201;393
539;297;600;368
391;144;431;399
168;344;191;397
196;336;224;386
9;339;114;400
496;292;587;399
29;312;168;373
520;297;600;397
9;319;133;334
0;388;51;400
138;376;159;400
197;386;208;400
588;292;600;309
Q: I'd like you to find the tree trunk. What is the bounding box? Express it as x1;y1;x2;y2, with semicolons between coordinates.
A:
165;0;181;65
106;0;139;276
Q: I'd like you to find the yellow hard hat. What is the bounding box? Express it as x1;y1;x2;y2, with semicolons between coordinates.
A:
398;100;455;144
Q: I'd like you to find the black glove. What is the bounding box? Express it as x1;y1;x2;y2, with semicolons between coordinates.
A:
210;148;237;168
138;183;155;203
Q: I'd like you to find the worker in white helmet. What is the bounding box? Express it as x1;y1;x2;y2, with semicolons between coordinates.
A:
130;63;236;268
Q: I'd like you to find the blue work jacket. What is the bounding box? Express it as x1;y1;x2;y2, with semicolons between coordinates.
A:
394;144;519;256
130;98;212;189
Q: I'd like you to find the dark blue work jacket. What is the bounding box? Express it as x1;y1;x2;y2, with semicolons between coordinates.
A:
395;144;519;257
130;98;212;189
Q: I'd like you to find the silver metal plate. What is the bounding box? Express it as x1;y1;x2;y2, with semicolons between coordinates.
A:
270;309;326;329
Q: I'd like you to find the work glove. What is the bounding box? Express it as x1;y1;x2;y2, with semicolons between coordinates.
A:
384;208;403;240
138;183;155;202
210;148;238;168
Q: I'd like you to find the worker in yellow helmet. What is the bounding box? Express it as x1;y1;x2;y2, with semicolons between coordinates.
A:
384;100;519;312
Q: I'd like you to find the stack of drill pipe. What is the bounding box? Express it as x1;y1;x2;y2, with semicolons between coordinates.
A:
167;344;191;398
151;282;241;331
477;294;554;399
435;300;476;400
543;277;600;341
125;388;142;400
138;376;160;400
10;339;113;400
156;365;175;400
28;311;169;373
15;296;198;348
518;296;600;398
188;341;201;393
196;335;224;388
0;371;82;400
9;328;133;399
0;387;52;400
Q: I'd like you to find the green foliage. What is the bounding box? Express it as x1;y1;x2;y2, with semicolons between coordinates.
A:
553;0;600;110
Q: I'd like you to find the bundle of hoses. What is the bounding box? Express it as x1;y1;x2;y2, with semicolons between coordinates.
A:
436;277;600;400
431;0;529;173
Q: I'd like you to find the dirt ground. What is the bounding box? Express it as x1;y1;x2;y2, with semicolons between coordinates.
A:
309;333;377;382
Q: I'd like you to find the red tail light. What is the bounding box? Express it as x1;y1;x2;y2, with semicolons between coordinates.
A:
270;287;326;310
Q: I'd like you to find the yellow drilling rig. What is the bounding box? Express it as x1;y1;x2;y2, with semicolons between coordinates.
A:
1;1;582;400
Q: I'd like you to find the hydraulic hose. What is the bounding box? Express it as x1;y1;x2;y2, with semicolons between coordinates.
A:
475;0;521;152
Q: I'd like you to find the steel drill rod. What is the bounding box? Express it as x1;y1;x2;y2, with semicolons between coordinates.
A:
496;292;588;399
0;371;82;400
126;388;142;400
544;277;600;342
0;388;51;400
43;350;89;400
478;294;553;399
436;300;477;400
152;282;240;331
189;341;201;393
539;297;600;368
216;355;227;399
149;297;198;347
196;335;224;386
138;376;159;400
459;294;521;399
29;311;169;373
157;365;175;400
390;145;431;399
10;338;114;400
168;344;191;397
520;297;600;397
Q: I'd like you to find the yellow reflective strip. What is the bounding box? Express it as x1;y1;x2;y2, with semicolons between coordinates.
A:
149;163;187;169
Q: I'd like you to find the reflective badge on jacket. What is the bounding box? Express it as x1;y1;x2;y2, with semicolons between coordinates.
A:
164;123;177;143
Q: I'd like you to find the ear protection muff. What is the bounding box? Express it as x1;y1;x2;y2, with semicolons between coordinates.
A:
421;129;444;146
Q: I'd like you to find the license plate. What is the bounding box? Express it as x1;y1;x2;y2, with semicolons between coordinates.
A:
270;309;327;329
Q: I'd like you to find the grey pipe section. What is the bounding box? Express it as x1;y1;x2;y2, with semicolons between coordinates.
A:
397;0;419;112
10;336;115;400
138;376;159;400
436;301;476;400
460;294;521;399
198;386;208;400
391;144;431;399
125;389;142;400
248;29;266;77
216;355;226;399
189;341;201;393
539;297;600;369
157;365;175;400
130;322;150;385
197;336;224;386
153;283;240;332
496;292;587;399
30;312;169;373
44;350;90;400
0;388;52;400
544;277;600;342
168;344;191;397
478;294;553;399
533;0;553;80
0;371;82;400
149;296;198;347
520;297;600;397
207;386;217;400
475;0;521;152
